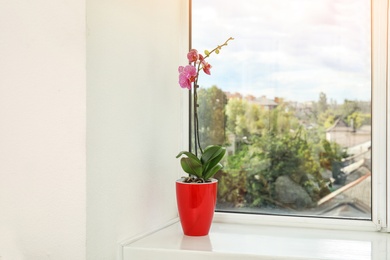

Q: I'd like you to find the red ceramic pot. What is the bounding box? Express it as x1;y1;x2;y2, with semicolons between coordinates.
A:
176;178;218;236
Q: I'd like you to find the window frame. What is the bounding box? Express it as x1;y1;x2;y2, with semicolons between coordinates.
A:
185;0;389;232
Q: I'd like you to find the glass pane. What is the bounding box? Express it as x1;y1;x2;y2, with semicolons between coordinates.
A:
192;0;372;219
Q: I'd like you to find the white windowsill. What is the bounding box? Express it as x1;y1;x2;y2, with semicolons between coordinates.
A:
122;218;388;260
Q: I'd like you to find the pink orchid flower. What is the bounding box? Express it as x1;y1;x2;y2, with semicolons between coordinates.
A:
202;61;212;75
187;49;199;63
178;38;234;90
178;65;197;89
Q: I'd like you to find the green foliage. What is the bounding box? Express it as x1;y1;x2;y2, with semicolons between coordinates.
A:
317;92;328;114
218;127;332;208
225;97;300;138
261;132;303;181
318;139;349;184
219;97;333;208
314;98;372;132
216;169;247;207
196;86;370;209
347;111;371;129
318;109;337;128
198;86;227;148
225;98;248;134
319;139;348;170
269;104;300;135
176;145;226;181
340;99;360;118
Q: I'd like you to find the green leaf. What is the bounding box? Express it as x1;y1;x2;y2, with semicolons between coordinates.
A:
176;151;203;178
204;163;223;180
177;147;225;180
203;147;226;174
176;151;199;161
201;146;226;180
201;145;225;165
180;157;202;178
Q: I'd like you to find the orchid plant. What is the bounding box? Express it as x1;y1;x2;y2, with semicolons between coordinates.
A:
176;37;234;183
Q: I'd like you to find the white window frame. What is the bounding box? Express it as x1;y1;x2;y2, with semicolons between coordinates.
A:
182;0;389;232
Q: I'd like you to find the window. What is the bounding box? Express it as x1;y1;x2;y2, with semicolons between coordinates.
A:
190;0;388;230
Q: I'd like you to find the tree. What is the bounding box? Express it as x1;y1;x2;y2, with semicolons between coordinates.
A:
198;86;227;148
318;109;337;129
225;97;247;134
347;111;370;130
236;129;329;208
317;92;328;114
245;103;264;135
339;99;360;119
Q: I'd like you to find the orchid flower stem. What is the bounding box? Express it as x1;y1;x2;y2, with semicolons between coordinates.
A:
194;84;203;156
205;37;234;59
191;37;234;156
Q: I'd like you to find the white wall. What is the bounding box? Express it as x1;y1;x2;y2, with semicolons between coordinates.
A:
0;0;187;258
86;0;188;259
0;1;86;260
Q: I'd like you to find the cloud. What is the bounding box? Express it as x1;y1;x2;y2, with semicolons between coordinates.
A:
192;0;371;103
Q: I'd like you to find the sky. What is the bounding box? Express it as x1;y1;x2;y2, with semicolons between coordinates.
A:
192;0;371;103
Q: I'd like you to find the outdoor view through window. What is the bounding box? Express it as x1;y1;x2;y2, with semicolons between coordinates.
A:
192;0;372;219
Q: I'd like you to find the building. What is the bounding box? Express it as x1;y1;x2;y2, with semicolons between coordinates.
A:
251;95;279;110
326;118;371;148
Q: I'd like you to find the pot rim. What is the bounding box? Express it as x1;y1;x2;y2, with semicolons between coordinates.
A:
176;178;218;185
